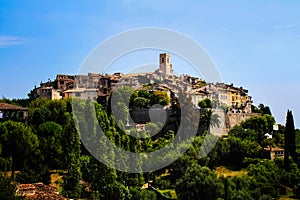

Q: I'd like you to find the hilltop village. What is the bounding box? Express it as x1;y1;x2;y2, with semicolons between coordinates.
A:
1;53;299;200
32;53;253;115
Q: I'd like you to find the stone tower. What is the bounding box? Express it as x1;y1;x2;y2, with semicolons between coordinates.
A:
159;53;172;78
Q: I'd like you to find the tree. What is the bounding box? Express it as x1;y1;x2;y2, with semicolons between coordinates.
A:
284;110;296;171
28;98;67;127
0;121;39;179
240;115;275;146
114;102;129;125
37;121;64;169
133;97;150;108
62;111;82;197
247;160;281;198
102;181;132;200
198;98;212;108
258;104;272;115
175;162;222;200
137;189;157;200
153;91;170;106
198;109;220;134
85;157;117;195
137;90;151;99
225;176;253;200
262;106;272;116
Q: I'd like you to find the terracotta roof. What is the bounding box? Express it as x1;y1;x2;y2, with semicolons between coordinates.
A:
264;146;284;152
0;103;28;111
17;183;67;200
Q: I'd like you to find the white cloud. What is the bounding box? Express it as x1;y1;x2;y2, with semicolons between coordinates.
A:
0;36;25;48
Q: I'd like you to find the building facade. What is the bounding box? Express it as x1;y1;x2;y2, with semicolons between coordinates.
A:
159;53;172;78
31;53;253;115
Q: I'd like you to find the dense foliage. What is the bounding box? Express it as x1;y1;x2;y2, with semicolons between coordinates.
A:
0;94;299;199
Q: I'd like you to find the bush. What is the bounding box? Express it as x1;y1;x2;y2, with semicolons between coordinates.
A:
0;173;23;200
155;179;171;190
138;190;157;200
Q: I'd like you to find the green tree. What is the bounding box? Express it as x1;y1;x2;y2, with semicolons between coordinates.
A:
240;115;275;146
258;104;272;115
114;102;129;125
0;121;39;179
137;189;157;200
102;181;132;200
247;160;281;198
138;90;151;99
86;157;118;194
133;97;150;108
198;98;212;108
28;98;67;127
37;121;63;169
175;162;222;200
153;90;170;106
199;109;220;134
284;110;296;171
225;176;253;200
62;111;82;197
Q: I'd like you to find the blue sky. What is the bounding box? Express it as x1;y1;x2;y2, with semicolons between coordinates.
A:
0;0;300;127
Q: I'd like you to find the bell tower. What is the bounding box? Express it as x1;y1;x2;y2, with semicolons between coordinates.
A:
159;53;172;78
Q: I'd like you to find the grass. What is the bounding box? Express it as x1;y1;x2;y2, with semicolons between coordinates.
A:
215;166;247;177
157;189;177;199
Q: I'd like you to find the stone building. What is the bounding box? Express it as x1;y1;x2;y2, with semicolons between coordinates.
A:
159;53;172;78
33;84;62;100
210;83;253;113
63;88;98;100
30;53;253;116
0;102;28;122
55;74;75;90
264;146;284;160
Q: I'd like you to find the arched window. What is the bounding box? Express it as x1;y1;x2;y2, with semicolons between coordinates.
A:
161;57;164;63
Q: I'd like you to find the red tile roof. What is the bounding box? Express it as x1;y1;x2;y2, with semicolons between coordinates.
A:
17;183;67;200
0;103;28;111
264;146;284;152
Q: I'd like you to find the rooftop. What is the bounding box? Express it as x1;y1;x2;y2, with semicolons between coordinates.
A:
264;146;284;152
17;183;67;200
0;103;28;111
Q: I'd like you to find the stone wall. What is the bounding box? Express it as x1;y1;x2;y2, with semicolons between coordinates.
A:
227;112;261;129
129;108;260;136
209;111;261;136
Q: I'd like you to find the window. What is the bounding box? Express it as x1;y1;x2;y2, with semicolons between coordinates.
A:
161;57;164;63
60;81;64;84
167;58;169;63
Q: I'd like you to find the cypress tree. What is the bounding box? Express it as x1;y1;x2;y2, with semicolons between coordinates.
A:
62;104;82;197
284;110;296;171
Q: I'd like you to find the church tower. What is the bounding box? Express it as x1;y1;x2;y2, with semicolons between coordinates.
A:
159;53;172;78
